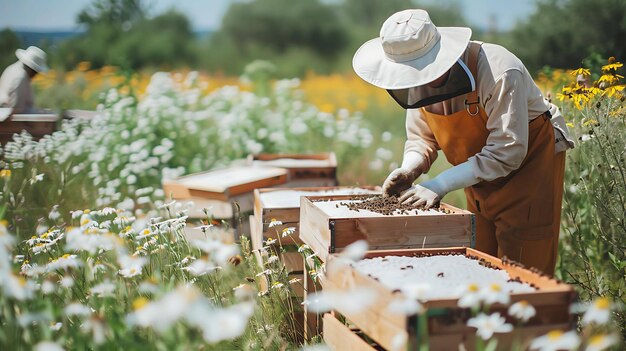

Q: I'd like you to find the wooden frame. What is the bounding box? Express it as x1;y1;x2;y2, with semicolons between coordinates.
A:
323;313;381;351
299;194;475;262
1;113;59;145
253;186;381;246
323;247;577;351
248;152;338;184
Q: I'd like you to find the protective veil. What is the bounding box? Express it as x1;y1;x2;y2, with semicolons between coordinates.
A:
386;59;475;109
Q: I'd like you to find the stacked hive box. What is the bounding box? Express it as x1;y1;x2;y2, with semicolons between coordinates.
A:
162;165;289;239
298;194;475;341
322;247;576;351
250;187;381;339
162;152;339;240
295;195;576;350
248;152;338;187
0;113;59;145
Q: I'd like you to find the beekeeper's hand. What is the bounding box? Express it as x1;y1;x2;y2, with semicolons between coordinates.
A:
383;151;426;197
400;161;481;208
399;184;441;209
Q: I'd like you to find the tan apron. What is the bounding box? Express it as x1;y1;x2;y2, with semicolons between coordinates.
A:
421;42;566;276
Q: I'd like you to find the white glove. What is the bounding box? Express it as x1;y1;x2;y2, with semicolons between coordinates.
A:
399;161;479;208
383;151;426;197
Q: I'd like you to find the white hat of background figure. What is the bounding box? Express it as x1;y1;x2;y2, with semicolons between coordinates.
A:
352;9;471;90
15;46;49;73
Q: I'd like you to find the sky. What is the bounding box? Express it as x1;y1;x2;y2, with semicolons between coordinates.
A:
0;0;537;32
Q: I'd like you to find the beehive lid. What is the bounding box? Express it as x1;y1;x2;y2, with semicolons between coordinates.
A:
259;187;380;209
163;166;288;201
6;113;59;122
250;152;337;168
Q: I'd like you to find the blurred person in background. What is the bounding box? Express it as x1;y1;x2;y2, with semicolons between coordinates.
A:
0;46;48;115
352;9;574;275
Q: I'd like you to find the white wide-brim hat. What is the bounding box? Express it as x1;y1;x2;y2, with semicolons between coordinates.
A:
353;9;471;90
16;46;48;73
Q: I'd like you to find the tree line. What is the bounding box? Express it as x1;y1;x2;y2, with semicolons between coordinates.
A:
1;0;625;77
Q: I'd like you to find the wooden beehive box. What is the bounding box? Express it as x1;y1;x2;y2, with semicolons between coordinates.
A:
323;247;577;351
250;215;305;293
323;313;383;351
254;186;381;246
163;166;288;238
0;113;59;145
299;194;475;262
163;166;288;219
248;152;338;187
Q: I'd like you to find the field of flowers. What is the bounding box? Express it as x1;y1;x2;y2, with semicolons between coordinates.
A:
0;58;624;349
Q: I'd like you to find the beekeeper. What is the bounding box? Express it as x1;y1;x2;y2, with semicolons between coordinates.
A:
0;46;48;115
352;9;574;275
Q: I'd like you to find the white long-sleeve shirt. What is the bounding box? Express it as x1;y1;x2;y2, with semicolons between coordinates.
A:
405;42;554;182
0;61;35;113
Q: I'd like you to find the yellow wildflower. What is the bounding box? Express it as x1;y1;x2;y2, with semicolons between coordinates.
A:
583;119;599;127
0;170;11;177
570;67;591;77
132;297;149;310
603;84;625;98
601;57;623;72
598;74;623;86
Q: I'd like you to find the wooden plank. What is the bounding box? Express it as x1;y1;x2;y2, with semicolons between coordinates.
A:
282;250;304;273
0;121;56;134
332;215;472;251
299;196;333;261
323;313;379;351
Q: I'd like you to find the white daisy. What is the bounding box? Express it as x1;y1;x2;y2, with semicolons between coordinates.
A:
508;300;536;322
281;227;296;237
585;333;619;351
46;254;81;272
580;297;613;326
530;330;581;351
457;283;482;308
268;218;283;228
118;255;147;278
479;283;510;306
467;312;513;340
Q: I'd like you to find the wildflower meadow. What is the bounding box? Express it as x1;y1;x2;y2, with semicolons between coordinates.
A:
1;56;625;350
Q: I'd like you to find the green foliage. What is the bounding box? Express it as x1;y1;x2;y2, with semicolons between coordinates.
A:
56;1;196;70
0;29;22;71
206;0;348;76
557;86;626;338
508;0;626;72
340;0;415;28
77;0;146;27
